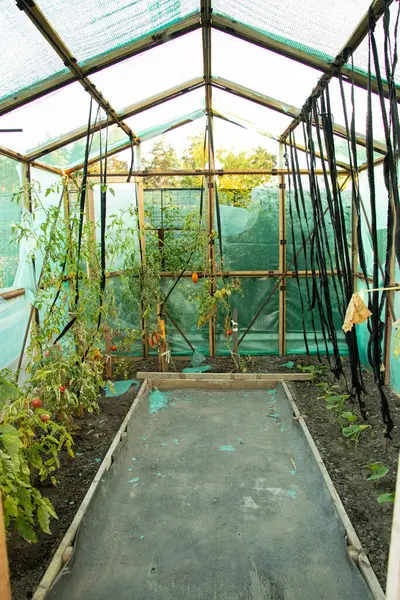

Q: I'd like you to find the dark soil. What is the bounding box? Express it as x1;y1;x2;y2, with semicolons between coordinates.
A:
9;354;398;597
9;384;140;600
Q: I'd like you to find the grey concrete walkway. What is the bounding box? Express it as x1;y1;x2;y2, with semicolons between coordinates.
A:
46;384;374;600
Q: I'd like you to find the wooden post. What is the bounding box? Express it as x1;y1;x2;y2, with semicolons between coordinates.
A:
104;327;112;379
136;146;148;359
157;306;169;372
279;172;287;356
0;492;11;600
85;183;95;279
386;453;400;600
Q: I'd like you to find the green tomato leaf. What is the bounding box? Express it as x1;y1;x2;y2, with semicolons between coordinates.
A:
37;503;52;535
14;516;37;542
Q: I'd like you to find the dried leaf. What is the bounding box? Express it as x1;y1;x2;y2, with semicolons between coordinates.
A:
343;293;372;332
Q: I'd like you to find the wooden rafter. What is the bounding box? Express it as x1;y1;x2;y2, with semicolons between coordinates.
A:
280;0;394;142
0;144;63;175
15;0;139;144
86;168;349;177
26;77;204;161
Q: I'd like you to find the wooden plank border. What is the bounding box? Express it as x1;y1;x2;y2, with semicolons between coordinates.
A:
137;371;312;381
32;380;149;600
281;381;385;600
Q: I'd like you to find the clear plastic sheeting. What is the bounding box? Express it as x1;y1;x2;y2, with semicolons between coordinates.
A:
40;124;128;169
0;82;92;155
35;0;199;64
215;177;280;271
90;31;203;111
93;182;140;272
212;87;294;140
0;156;22;289
124;89;205;136
212;30;322;108
0;295;31;370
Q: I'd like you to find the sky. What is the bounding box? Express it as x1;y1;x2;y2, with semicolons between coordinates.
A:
0;25;389;169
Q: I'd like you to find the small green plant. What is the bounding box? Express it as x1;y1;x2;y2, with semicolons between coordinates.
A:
362;462;389;484
340;410;370;449
377;492;395;504
297;363;327;384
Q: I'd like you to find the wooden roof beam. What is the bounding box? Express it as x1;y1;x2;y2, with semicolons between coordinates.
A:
0;144;63;175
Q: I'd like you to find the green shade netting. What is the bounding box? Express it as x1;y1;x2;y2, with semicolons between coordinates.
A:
35;0;198;63
213;0;400;85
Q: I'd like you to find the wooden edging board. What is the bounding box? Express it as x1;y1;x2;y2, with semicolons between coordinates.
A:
32;380;149;600
281;381;385;600
136;371;313;381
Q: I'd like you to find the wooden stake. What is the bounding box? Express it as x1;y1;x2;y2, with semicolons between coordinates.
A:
386;453;400;600
136;171;148;359
232;307;239;356
104;327;112;379
0;491;11;600
279;173;287;356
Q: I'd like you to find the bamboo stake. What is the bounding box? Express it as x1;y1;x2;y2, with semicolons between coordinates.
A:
0;491;11;600
279;172;287;356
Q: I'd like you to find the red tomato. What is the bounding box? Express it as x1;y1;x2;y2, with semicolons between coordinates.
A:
31;397;42;408
59;385;66;393
40;414;50;422
111;345;117;352
228;329;233;336
45;350;50;358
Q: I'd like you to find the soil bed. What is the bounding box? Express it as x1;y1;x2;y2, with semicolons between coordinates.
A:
9;354;398;597
9;383;140;600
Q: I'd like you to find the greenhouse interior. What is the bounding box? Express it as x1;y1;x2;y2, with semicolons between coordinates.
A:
0;0;400;599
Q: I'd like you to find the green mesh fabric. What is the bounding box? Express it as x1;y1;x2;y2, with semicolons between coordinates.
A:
36;0;198;63
216;278;279;356
213;1;370;68
0;0;67;102
0;156;21;288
